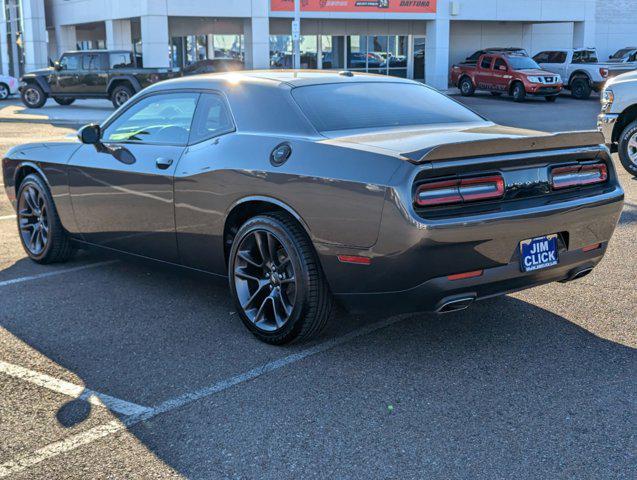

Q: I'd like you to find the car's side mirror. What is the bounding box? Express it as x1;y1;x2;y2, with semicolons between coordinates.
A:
78;124;101;144
53;61;62;71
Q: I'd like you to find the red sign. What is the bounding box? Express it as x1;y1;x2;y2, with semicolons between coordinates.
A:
271;0;436;14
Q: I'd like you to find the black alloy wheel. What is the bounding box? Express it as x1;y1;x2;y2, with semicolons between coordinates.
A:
570;78;591;100
111;85;133;108
229;213;332;344
21;84;46;108
16;174;75;263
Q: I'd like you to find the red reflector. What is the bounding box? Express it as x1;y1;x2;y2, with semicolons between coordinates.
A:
415;175;504;207
447;270;483;281
600;68;609;78
551;163;607;190
582;242;602;252
337;255;371;265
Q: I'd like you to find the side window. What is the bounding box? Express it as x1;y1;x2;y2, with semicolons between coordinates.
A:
552;51;567;63
494;58;507;71
630;51;637;62
109;53;134;69
102;93;199;146
533;52;550;63
480;56;493;69
189;93;234;144
82;54;101;70
59;54;81;71
573;50;598;64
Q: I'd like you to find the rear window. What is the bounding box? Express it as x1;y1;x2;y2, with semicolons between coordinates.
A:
291;82;484;133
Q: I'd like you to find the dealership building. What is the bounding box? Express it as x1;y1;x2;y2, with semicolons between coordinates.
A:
1;0;636;90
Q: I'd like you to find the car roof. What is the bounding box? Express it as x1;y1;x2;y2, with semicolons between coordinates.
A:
146;69;416;93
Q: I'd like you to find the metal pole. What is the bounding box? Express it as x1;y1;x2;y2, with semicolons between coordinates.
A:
293;0;300;69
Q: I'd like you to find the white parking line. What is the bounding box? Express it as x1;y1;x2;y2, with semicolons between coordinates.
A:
0;361;151;416
0;260;117;288
0;214;16;221
0;315;406;477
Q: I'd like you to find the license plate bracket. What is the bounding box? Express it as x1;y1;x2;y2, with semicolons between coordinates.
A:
519;234;559;272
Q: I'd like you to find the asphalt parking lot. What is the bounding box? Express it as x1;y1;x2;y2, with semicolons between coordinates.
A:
0;93;635;479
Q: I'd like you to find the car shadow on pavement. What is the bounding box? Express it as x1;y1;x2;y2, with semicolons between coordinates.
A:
0;254;634;477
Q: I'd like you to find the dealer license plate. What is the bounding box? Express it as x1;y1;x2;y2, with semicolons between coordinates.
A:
519;234;559;272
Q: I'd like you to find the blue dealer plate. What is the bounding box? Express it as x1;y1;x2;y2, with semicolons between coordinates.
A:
519;234;559;272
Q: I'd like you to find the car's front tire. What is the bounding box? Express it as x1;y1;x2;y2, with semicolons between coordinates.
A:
53;97;75;106
228;213;332;345
16;174;75;264
111;85;133;108
21;84;46;108
618;120;637;176
0;83;10;100
511;82;526;102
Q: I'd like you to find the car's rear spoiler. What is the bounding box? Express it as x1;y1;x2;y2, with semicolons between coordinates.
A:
402;130;605;164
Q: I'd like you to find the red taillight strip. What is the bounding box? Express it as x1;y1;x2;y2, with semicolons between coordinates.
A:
337;255;371;265
447;269;483;281
415;175;504;207
551;163;607;190
582;242;602;252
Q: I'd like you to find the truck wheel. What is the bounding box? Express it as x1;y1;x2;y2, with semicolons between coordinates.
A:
545;95;557;103
53;97;75;106
511;82;526;102
618;120;637;176
0;83;9;100
459;77;475;96
228;212;333;345
111;85;133;108
16;174;75;264
570;78;591;100
21;84;46;108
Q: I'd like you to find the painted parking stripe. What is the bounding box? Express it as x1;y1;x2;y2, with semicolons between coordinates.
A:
0;315;406;477
0;214;16;221
0;360;151;417
0;260;117;288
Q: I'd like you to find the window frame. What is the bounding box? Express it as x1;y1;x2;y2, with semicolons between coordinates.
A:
100;89;236;147
187;91;236;145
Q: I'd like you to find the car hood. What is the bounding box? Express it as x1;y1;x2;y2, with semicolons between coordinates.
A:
517;69;558;76
21;68;54;78
321;123;604;163
606;69;637;86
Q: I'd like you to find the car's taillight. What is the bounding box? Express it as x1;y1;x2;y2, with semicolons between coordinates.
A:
414;175;504;207
599;68;609;78
550;163;607;190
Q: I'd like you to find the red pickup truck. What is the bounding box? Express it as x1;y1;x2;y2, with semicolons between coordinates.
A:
451;53;563;102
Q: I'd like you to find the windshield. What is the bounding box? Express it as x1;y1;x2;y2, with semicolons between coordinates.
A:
291;82;484;133
507;56;541;70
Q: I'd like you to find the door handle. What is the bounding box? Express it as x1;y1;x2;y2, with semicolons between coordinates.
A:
155;157;174;170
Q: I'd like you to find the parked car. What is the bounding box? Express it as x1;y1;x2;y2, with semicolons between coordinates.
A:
597;70;637;175
19;50;181;109
461;48;528;65
607;47;637;64
533;48;637;99
2;71;624;344
451;53;563;102
0;74;19;100
182;58;244;76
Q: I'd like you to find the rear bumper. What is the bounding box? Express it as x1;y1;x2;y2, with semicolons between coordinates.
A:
335;245;605;315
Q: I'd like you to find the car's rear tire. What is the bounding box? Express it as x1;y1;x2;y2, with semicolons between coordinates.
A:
21;84;46;108
545;95;557;103
16;174;75;264
111;84;133;108
53;97;75;106
570;78;591;100
511;82;526;102
0;83;9;100
618;120;637;176
228;212;333;345
459;77;475;96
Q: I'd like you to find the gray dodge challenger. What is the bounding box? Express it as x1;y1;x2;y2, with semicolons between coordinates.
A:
2;71;625;344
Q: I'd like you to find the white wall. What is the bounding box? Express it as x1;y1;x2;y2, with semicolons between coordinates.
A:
595;0;637;60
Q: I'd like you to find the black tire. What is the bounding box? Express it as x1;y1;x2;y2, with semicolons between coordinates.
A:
511;82;526;102
490;91;502;96
545;95;557;103
228;212;333;345
16;174;75;264
570;78;591;100
618;120;637;176
21;83;46;108
111;84;133;108
458;77;475;96
53;97;75;106
0;83;9;100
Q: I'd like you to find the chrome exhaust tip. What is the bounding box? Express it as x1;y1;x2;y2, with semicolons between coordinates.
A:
570;267;594;281
436;295;476;314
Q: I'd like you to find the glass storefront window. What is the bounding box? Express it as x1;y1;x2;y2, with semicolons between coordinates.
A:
346;35;367;70
171;34;244;69
270;35;292;68
299;36;317;68
321;36;344;70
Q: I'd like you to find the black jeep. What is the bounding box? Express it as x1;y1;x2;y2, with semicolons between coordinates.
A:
19;50;180;109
